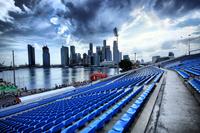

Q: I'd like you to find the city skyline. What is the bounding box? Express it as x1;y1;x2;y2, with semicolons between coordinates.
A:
0;0;200;65
26;38;124;67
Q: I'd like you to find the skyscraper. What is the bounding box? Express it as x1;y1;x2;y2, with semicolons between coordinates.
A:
106;46;112;61
27;44;35;67
76;53;81;65
96;46;102;62
119;52;122;62
61;46;69;66
70;46;76;65
88;43;94;65
113;41;120;64
89;43;93;55
83;53;88;65
42;46;50;67
102;40;106;61
94;53;100;66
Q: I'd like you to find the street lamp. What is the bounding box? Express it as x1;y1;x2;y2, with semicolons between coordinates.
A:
188;34;191;55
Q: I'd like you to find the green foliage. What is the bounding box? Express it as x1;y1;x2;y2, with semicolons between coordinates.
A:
119;59;133;72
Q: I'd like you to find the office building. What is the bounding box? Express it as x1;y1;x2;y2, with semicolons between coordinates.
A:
94;53;100;66
83;53;88;65
42;46;50;67
89;43;93;55
76;53;81;65
88;43;94;65
113;41;120;64
102;40;106;61
106;46;112;61
70;46;76;65
96;46;102;62
119;52;122;62
61;46;69;66
27;44;35;67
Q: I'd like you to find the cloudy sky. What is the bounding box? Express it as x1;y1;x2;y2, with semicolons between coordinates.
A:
0;0;200;65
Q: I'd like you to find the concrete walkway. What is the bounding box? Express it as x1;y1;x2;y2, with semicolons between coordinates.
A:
150;70;200;133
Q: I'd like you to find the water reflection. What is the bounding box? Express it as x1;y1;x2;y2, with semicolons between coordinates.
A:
61;68;69;84
0;67;118;90
28;68;36;89
43;68;51;89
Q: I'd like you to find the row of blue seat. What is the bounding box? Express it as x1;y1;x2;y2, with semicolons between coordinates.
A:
52;88;134;133
184;68;200;76
79;86;144;133
175;69;189;79
0;66;163;132
109;83;156;133
188;78;200;93
0;75;120;118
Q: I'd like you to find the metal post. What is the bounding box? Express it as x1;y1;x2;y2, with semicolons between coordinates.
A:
117;36;119;74
188;34;191;55
134;53;136;62
12;50;16;85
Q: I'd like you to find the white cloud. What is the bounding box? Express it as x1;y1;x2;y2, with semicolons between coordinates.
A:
105;9;200;62
0;0;22;22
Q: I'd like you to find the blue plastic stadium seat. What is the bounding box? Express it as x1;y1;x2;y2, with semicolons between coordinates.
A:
61;124;77;133
111;113;132;132
34;121;46;129
49;122;64;133
30;128;42;133
135;99;143;106
188;78;200;93
77;116;88;127
63;117;74;127
176;70;189;79
41;122;54;131
80;126;95;133
23;126;34;133
126;107;136;116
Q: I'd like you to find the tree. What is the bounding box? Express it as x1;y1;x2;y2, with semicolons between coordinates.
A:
119;59;133;72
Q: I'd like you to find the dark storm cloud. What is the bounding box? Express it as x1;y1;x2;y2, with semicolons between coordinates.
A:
1;0;200;48
57;0;137;42
154;0;200;18
14;0;40;11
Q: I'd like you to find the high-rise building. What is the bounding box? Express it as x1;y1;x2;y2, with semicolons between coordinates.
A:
27;44;35;67
123;55;130;60
83;53;88;65
113;41;120;64
70;46;76;65
119;52;122;62
61;46;69;66
89;43;93;55
76;53;81;65
96;46;102;62
42;46;50;67
94;53;100;66
106;46;112;61
102;40;106;61
88;43;94;65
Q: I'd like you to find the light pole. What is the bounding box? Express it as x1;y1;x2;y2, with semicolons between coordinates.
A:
134;53;136;62
188;34;191;55
12;50;16;86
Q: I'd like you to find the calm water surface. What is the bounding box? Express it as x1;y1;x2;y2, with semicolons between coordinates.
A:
0;67;118;90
